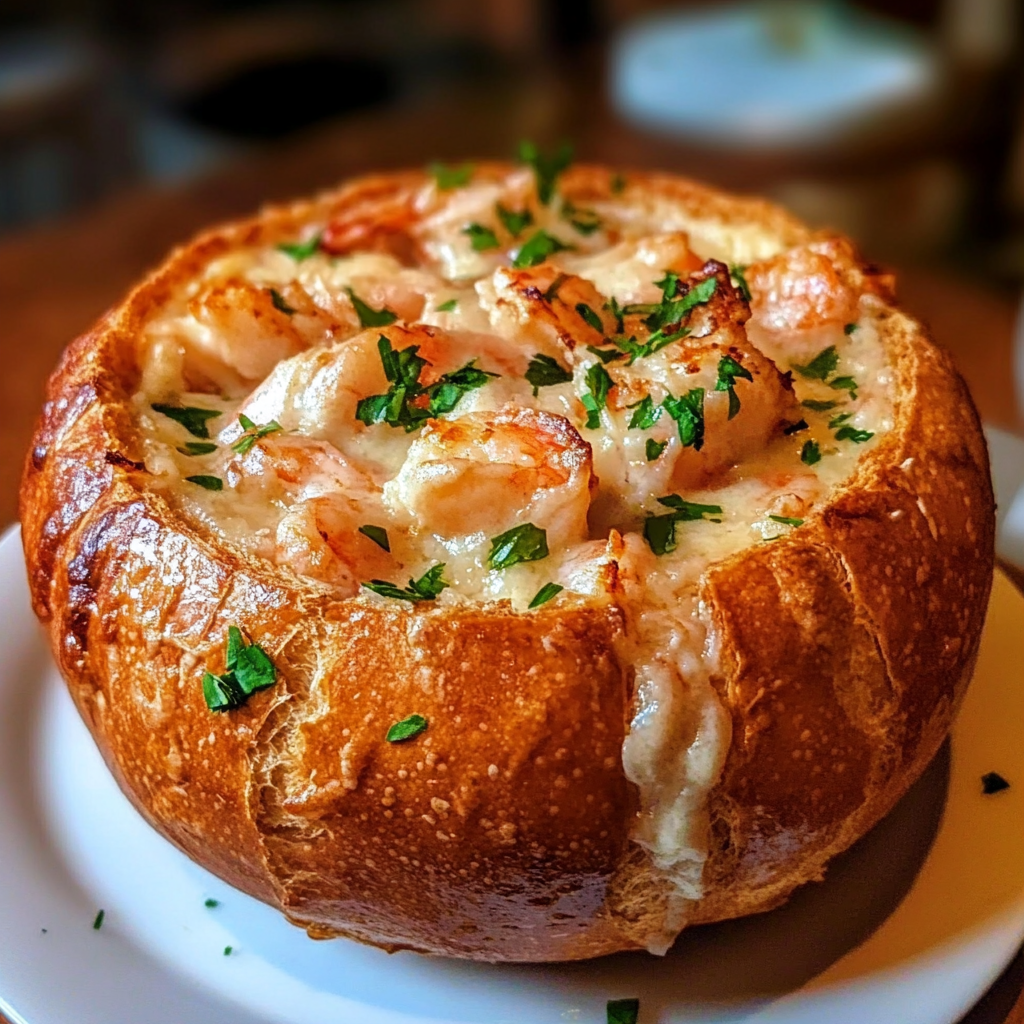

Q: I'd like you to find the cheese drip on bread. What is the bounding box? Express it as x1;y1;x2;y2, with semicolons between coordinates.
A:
132;164;893;952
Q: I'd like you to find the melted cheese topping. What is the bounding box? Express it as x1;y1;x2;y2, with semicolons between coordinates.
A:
131;166;892;951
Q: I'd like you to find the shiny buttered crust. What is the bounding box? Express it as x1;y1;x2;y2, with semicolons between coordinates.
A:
20;166;995;961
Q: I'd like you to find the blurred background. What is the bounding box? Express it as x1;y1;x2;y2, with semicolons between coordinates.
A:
0;0;1023;270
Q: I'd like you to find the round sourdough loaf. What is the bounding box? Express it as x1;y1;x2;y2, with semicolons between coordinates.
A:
19;162;995;961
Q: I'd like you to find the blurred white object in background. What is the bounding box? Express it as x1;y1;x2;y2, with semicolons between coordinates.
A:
610;1;941;149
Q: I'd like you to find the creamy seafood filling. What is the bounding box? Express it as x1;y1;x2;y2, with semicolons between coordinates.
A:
131;159;893;950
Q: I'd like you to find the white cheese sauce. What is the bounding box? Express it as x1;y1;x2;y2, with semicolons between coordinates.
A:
130;169;892;949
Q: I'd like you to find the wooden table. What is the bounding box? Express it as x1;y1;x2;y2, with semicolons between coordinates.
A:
0;87;1021;1024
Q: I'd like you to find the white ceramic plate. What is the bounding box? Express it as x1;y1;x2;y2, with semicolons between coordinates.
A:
0;524;1022;1024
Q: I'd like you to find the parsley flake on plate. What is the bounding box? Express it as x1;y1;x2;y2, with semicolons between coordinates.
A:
386;713;429;743
768;514;804;526
528;582;563;609
429;162;473;190
268;288;296;315
436;298;458;312
276;232;322;262
662;388;705;450
628;394;661;430
834;425;874;444
646;437;667;461
802;398;838;412
462;223;501;252
346;288;398;328
730;264;752;302
496;203;533;238
151;403;221;439
512;229;571;269
177;441;218;456
358;525;390;551
185;475;223;491
607;999;639;1024
92;909;105;931
801;439;822;465
715;354;753;419
363;564;449;602
487;523;549;570
576;302;604;332
793;345;839;381
202;626;277;712
231;414;282;455
525;353;573;396
518;139;573;205
643;496;723;555
581;363;613;429
204;899;220;908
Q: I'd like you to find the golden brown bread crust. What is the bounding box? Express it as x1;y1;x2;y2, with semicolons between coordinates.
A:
19;165;995;960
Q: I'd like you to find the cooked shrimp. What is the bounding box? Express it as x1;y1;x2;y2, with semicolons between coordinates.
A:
384;405;593;550
321;180;422;264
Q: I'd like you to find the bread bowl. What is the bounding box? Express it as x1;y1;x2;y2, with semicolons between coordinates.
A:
19;154;994;962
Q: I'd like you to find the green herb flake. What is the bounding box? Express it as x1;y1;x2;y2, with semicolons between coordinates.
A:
662;388;705;450
828;375;859;398
576;302;604;332
643;496;723;555
627;394;661;430
529;582;564;609
834;425;874;444
276;232;322;262
715;354;754;419
783;419;809;436
828;411;853;428
436;298;458;312
730;264;752;302
386;713;429;743
582;362;613;429
793;346;839;381
562;200;602;235
496;203;533;238
346;288;398;328
610;173;626;195
646;437;668;461
177;441;218;456
518;139;573;205
607;998;640;1024
982;771;1010;794
801;439;822;465
426;361;499;417
462;223;501;252
768;514;804;526
358;524;390;551
269;288;297;315
604;296;626;334
231;417;283;455
487;523;549;571
363;563;449;602
543;273;567;301
525;353;573;395
644;274;717;338
844;322;858;335
202;628;277;713
801;398;838;412
223;946;233;956
92;909;105;931
151;403;222;439
186;474;223;491
587;344;625;364
204;898;220;908
429;162;473;190
512;229;571;269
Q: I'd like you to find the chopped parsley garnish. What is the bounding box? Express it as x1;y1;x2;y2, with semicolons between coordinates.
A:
151;403;221;439
186;474;223;491
730;264;752;302
643;496;723;555
429;161;473;189
358;524;390;551
387;713;429;743
276;232;322;261
604;296;626;334
356;336;497;430
346;288;398;328
487;523;549;570
576;302;604;332
581;362;613;429
562;200;602;235
204;898;220;908
768;514;804;526
607;999;640;1024
512;229;571;268
610;172;626;194
646;438;667;461
662;388;705;450
793;345;839;381
801;439;822;465
982;771;1010;794
92;909;105;931
543;273;567;301
643;273;717;341
269;288;296;315
462;223;500;252
798;438;823;466
783;419;809;435
829;375;859;398
436;298;458;312
829;411;853;428
715;354;753;419
177;441;218;456
802;398;838;412
844;322;858;335
202;626;277;713
363;564;449;602
496;203;533;238
834;425;874;443
231;414;282;455
607;331;687;364
529;582;564;609
587;344;625;364
525;353;573;395
628;395;661;430
518;139;573;205
223;946;233;956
